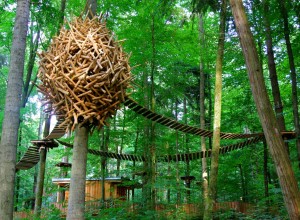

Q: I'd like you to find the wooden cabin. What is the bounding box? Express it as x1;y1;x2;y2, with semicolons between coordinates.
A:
52;177;129;203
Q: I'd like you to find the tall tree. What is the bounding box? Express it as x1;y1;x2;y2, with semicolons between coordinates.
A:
0;0;30;219
34;0;68;214
204;0;226;219
262;0;288;152
198;12;208;206
230;0;300;219
149;12;157;210
33;113;51;216
67;1;98;218
277;0;300;169
67;126;89;220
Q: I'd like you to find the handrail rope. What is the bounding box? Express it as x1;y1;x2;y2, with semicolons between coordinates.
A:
57;136;264;162
16;97;295;170
124;97;263;139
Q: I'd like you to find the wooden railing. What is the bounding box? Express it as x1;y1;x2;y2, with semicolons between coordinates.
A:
14;201;253;219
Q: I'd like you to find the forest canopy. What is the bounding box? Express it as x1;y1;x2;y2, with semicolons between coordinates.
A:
0;0;299;219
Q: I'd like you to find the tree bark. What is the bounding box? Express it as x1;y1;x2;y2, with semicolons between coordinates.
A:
230;1;300;219
101;126;109;201
142;70;150;209
58;0;67;31
0;0;30;219
262;0;288;152
33;146;47;216
149;12;157;210
277;0;300;170
263;141;270;209
183;97;191;203
175;99;181;205
204;0;226;219
22;24;40;108
14;128;23;212
198;12;208;206
85;0;97;18
34;113;51;217
67;126;89;220
238;164;247;202
132;128;139;200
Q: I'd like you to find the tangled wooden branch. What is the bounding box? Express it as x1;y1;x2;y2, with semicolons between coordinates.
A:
37;16;132;132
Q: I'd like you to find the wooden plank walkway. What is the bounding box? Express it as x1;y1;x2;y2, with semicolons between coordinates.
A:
124;97;264;139
58;136;265;162
16;119;65;171
16;97;296;170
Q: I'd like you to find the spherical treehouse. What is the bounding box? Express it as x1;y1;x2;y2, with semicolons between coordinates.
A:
37;16;132;132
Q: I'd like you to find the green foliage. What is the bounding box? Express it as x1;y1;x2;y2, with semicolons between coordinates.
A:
2;0;300;219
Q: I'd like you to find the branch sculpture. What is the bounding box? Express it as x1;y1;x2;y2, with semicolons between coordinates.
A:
37;15;132;132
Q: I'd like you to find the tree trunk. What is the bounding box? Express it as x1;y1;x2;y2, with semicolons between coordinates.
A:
198;12;208;205
100;128;106;202
230;1;300;219
14;128;23;212
175;99;181;205
0;0;30;219
263;0;288;152
142;72;150;209
34;113;51;217
85;0;97;18
58;0;67;31
34;147;47;216
67;126;89;220
22;24;40;108
132;128;139;200
204;0;226;219
149;12;157;210
101;126;109;201
238;164;247;202
263;141;270;209
183;97;191;203
277;0;300;170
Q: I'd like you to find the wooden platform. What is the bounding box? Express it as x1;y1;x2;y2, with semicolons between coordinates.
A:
16;138;61;171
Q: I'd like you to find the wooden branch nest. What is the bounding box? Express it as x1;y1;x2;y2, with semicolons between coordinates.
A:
37;16;132;132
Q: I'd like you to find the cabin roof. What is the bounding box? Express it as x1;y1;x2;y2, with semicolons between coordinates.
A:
52;177;124;185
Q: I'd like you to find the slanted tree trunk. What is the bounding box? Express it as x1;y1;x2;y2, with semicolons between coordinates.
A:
67;126;89;220
198;12;208;205
203;0;226;219
230;1;300;219
0;0;30;219
277;0;300;170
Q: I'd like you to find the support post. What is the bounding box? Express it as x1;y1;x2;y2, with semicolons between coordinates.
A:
34;146;47;217
34;112;51;217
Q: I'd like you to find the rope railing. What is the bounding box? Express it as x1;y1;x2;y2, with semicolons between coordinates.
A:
16;97;295;170
58;136;264;162
124;97;263;139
